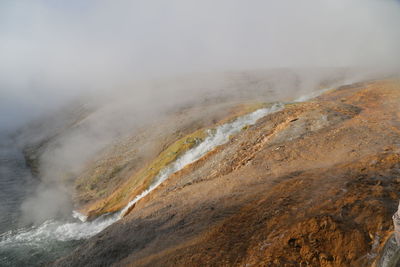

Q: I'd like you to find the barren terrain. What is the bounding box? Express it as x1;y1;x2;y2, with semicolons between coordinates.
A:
52;79;400;266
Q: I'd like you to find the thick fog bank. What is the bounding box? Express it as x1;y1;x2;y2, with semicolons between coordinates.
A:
13;68;391;225
1;0;400;131
0;0;399;224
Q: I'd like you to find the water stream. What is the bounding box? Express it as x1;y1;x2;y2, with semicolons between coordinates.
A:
0;103;282;266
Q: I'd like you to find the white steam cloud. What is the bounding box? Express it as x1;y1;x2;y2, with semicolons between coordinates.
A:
1;0;400;129
0;0;399;224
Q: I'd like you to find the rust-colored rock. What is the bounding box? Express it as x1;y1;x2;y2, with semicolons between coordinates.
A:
53;79;400;267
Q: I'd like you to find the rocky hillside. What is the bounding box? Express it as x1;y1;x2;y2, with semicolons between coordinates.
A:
50;79;400;266
74;101;275;220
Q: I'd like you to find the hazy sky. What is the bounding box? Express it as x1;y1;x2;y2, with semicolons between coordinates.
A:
1;0;400;130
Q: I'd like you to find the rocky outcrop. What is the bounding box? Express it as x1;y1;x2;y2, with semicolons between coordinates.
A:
52;79;400;266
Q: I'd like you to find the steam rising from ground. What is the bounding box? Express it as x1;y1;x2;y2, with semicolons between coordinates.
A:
120;103;284;217
1;103;283;246
0;0;399;225
1;0;400;129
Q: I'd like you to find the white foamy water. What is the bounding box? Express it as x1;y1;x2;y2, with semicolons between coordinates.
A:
72;210;88;222
120;103;283;217
0;215;117;246
0;103;282;247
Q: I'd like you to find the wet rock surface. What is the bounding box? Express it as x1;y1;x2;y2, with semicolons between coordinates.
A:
53;79;400;267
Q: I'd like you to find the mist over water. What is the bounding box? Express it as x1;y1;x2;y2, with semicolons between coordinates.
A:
0;138;36;232
0;103;281;266
0;84;370;265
